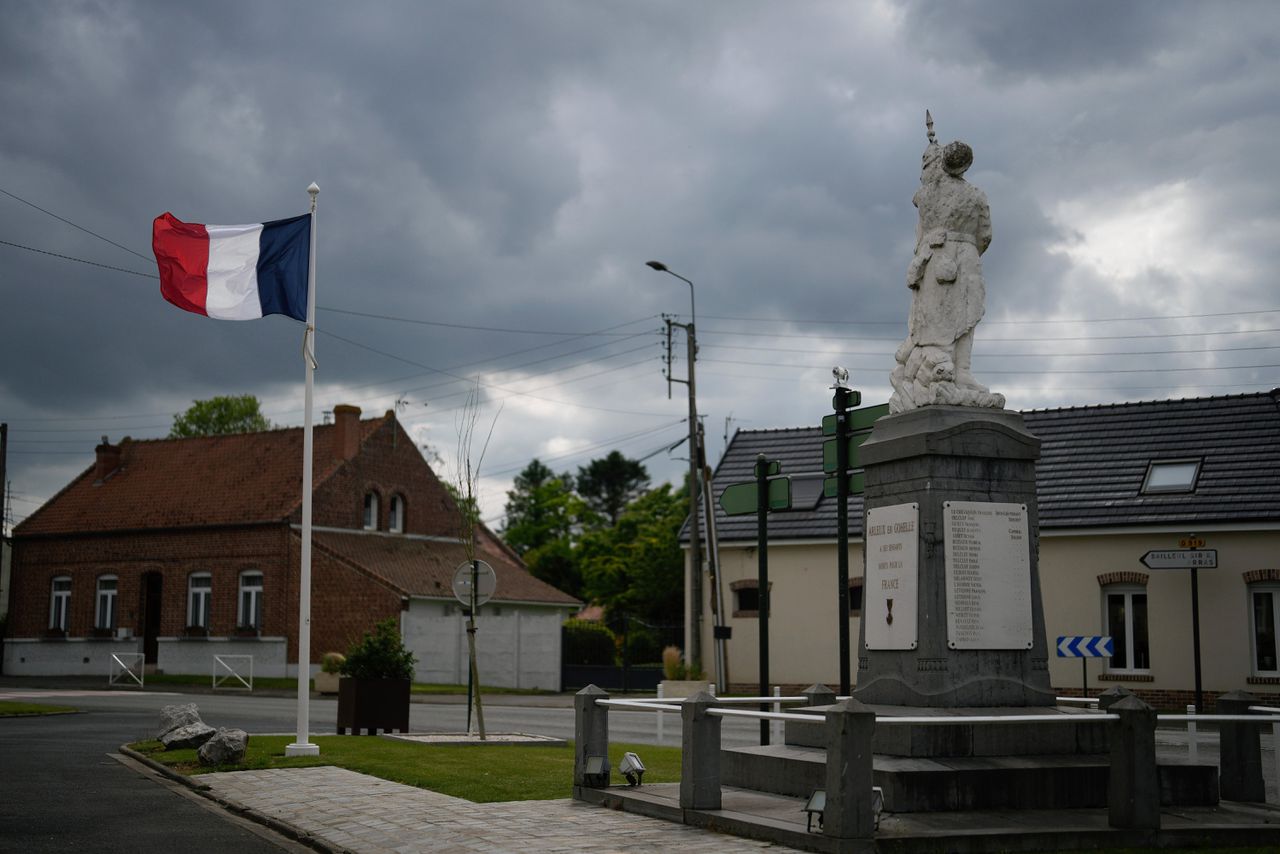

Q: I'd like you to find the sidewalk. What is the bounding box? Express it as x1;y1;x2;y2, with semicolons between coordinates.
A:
190;764;1280;854
199;766;788;853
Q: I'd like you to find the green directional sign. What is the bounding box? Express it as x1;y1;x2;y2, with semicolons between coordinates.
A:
822;402;888;436
823;472;865;498
753;458;782;478
849;402;890;430
822;432;871;473
719;477;792;516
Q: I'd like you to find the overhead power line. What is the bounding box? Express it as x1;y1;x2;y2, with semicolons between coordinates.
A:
701;326;1280;343
0;238;158;277
0;186;154;262
701;307;1280;326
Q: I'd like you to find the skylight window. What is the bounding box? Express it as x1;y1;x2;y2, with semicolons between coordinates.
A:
1141;459;1201;494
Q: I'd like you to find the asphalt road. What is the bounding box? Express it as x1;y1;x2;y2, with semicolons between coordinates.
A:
0;697;310;853
0;686;771;746
0;685;771;853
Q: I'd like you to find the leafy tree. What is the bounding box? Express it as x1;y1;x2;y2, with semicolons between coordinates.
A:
170;394;271;438
578;483;685;626
502;459;578;555
502;459;590;598
576;451;649;527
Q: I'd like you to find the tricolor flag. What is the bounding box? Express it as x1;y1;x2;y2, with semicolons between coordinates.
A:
152;212;311;321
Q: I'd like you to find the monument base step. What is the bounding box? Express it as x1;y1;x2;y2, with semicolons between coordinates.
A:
784;703;1108;756
721;744;1219;811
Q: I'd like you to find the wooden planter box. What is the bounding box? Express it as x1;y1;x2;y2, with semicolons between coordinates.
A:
314;670;341;695
659;679;711;699
336;677;410;735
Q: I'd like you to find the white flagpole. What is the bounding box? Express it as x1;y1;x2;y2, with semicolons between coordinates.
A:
286;182;321;757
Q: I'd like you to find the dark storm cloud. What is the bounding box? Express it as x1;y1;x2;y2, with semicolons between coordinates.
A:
2;0;1279;520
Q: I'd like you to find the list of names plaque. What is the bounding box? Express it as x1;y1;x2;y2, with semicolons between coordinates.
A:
864;503;919;650
944;501;1032;649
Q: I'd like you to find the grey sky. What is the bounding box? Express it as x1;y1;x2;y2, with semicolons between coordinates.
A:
3;0;1279;528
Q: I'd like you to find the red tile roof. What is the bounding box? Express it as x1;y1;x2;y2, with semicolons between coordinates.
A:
16;416;387;536
311;529;579;606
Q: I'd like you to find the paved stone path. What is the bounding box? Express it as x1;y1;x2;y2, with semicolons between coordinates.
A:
203;766;792;853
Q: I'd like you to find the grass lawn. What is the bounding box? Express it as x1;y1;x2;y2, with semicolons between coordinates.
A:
130;735;678;802
0;700;77;716
141;673;551;695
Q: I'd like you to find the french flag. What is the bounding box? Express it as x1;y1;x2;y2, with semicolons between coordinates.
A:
152;212;311;321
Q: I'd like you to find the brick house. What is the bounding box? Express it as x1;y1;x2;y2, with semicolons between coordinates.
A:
3;405;578;687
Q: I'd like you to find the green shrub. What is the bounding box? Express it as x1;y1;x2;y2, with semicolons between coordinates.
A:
620;626;664;665
321;652;346;674
340;619;416;680
563;619;616;666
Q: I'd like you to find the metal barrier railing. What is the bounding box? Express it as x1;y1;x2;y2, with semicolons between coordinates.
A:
213;654;254;690
109;653;144;688
581;688;1280;839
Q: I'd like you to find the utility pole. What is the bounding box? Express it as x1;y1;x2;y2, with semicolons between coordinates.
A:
0;423;7;537
649;261;703;671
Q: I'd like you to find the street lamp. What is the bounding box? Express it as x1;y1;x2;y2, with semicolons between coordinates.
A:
646;260;695;329
646;260;704;673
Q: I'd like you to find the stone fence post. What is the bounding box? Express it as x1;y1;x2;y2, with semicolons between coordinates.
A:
1108;695;1159;830
1098;685;1134;711
1217;690;1265;802
574;685;610;791
803;683;837;707
680;690;722;810
824;698;876;843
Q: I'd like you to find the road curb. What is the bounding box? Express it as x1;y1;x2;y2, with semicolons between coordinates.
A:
118;745;346;854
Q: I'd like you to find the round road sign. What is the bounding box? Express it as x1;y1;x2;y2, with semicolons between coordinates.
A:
452;560;496;608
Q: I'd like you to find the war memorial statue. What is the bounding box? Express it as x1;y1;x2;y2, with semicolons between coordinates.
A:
890;112;1005;413
856;111;1053;709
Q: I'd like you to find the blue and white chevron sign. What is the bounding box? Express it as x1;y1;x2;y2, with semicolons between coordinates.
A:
1056;636;1114;657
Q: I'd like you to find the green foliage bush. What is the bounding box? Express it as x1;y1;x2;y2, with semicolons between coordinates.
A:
340;619;416;680
619;625;664;665
563;619;617;666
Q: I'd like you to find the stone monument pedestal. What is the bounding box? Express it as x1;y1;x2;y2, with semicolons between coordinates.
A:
853;406;1054;708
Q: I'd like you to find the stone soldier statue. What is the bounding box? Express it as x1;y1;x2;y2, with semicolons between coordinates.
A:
890;112;1005;413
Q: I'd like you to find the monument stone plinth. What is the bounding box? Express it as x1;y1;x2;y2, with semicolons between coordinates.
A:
853;405;1055;707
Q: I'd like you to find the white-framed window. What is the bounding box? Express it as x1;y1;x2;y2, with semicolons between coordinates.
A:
1103;586;1150;672
1141;459;1202;494
188;573;212;629
363;492;380;530
1250;585;1280;676
95;575;118;630
49;576;71;631
389;494;405;533
238;571;264;629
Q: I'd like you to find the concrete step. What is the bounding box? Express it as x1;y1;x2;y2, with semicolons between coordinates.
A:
721;743;1220;811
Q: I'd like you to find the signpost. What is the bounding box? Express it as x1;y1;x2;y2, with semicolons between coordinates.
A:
1056;635;1114;699
821;377;885;695
719;453;789;744
1138;542;1214;712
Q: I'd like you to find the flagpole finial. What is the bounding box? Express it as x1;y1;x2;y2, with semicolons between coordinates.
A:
307;182;320;196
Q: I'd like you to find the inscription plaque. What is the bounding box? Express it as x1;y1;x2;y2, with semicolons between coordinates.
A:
865;502;919;650
944;500;1032;649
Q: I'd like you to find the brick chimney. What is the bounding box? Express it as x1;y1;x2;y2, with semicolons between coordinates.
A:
332;404;362;461
94;436;122;483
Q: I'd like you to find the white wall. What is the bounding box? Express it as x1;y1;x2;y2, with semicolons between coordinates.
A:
403;599;567;691
157;637;288;678
2;636;287;677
